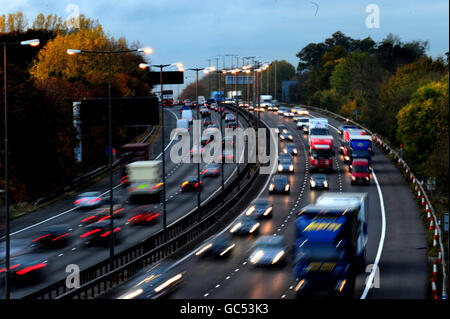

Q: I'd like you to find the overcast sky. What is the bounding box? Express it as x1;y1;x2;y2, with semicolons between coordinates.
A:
1;0;449;92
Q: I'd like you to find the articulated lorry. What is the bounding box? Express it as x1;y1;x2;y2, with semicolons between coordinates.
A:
294;192;368;298
126;161;163;204
309;136;334;173
120;143;150;186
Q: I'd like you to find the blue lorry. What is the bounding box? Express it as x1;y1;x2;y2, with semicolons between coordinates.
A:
348;135;373;168
211;91;224;103
294;193;368;298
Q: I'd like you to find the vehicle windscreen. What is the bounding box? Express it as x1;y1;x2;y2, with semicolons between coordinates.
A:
312;149;333;158
310;128;329;135
352;165;369;173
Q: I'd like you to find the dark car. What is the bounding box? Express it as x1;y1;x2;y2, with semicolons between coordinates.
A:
80;204;126;225
227;121;238;129
202;116;214;126
229;216;260;236
249;235;287;267
224;113;235;122
279;130;294;141
269;175;290;194
181;176;203;192
200;107;210;117
31;224;71;248
1;239;48;285
79;220;122;246
275;125;288;135
127;205;160;225
201;135;214;146
284;143;298;156
310;173;329;190
195;233;236;258
115;262;185;299
245;199;273;219
201;163;220;177
278;155;294;173
74;192;103;210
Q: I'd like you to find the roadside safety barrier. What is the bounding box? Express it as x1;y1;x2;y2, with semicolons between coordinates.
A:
300;104;448;300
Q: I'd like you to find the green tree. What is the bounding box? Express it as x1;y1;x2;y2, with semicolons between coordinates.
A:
396;74;449;192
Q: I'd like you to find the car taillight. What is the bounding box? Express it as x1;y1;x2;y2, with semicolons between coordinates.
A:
32;234;51;242
52;233;70;241
88;197;101;204
74;198;86;205
16;263;47;275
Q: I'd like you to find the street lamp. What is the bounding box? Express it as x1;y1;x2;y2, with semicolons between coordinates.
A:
187;67;204;222
2;38;40;299
139;62;184;239
67;46;153;272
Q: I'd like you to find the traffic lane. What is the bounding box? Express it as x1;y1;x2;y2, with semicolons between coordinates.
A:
7;107;179;238
308;109;426;298
356;147;427;298
169;110;312;298
5;110;250;297
199;110;381;299
303;111;382;298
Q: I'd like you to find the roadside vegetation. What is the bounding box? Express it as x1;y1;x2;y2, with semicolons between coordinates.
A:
0;12;152;206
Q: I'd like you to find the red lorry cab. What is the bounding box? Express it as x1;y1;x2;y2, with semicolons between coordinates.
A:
350;158;370;185
309;136;334;172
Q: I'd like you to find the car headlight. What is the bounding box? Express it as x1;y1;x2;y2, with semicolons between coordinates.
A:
246;206;255;216
289;165;294;171
344;156;350;161
351;176;356;180
323;181;328;187
278;164;283;171
120;288;144;299
272;251;285;264
230;222;242;233
365;177;369;180
283;149;287;154
295;279;307;292
310;181;316;187
336;279;347;292
249;222;260;233
284;184;290;191
293;149;298;154
263;207;272;216
250;250;264;264
289;135;293;140
269;184;274;191
195;243;213;256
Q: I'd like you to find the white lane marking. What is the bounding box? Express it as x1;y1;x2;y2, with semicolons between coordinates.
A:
360;169;386;299
168;115;277;270
309;110;386;299
5;108;179;239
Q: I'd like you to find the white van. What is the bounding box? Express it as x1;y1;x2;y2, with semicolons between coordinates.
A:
198;96;206;105
181;109;193;124
177;119;189;132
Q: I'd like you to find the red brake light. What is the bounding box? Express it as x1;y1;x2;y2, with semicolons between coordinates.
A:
32;234;51;242
16;263;47;275
80;228;101;238
52;233;70;241
88;197;101;204
74;198;86;205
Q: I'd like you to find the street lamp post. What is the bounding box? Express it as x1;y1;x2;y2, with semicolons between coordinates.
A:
2;38;40;299
187;67;204;222
67;46;153;272
139;62;183;240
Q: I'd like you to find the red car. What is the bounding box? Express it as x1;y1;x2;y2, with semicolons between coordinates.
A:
350;158;370;185
127;205;160;225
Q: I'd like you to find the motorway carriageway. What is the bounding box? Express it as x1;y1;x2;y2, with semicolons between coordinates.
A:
1;104;249;298
142;107;428;299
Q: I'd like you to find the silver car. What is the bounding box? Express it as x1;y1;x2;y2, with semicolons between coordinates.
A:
249;236;287;267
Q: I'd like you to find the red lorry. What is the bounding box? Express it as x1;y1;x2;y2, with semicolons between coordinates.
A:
309;136;334;173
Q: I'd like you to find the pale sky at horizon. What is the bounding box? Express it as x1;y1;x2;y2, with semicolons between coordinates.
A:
1;0;449;94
